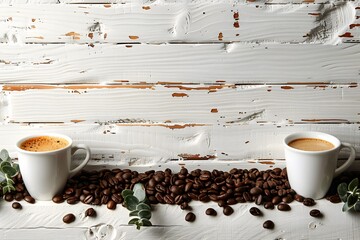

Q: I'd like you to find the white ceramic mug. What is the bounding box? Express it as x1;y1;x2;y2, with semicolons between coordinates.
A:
16;133;91;200
284;131;356;200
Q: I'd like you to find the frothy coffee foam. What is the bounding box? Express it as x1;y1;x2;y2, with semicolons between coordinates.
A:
20;136;69;152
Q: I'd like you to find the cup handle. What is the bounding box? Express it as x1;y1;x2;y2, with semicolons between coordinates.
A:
334;142;356;177
69;144;91;178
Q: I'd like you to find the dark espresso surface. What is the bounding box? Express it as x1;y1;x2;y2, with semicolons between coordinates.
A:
288;138;334;151
20;136;69;152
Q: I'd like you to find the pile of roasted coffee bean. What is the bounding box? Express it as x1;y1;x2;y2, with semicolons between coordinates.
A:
1;167;356;228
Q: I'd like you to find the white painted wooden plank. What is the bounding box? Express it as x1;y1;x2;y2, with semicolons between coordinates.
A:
0;160;360;240
1;123;360;161
0;43;359;84
0;2;358;44
3;84;360;124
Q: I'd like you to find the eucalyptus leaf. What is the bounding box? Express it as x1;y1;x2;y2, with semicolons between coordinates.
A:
121;189;134;199
134;188;146;202
0;149;9;161
137;203;151;211
138;209;151;220
347;194;358;209
136;221;143;230
128;218;139;225
2;166;17;177
141;218;152;227
337;183;348;201
342;202;352;212
125;195;139;211
129;210;139;217
0;161;11;169
354;202;360;212
348;178;359;192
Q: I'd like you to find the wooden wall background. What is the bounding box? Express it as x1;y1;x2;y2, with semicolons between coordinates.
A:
1;0;359;164
1;0;360;239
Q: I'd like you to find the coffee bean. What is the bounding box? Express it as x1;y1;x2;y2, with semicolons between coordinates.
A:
85;208;96;217
294;194;304;202
309;209;322;218
223;205;234;216
14;192;23;201
63;213;76;224
255;195;263;205
263;220;275;229
272;196;281;205
205;208;217;216
66;196;78;205
277;203;291;211
24;195;35;204
250;187;263;195
52;194;64;203
84;195;94;204
4;193;14;202
12;202;22;210
282;195;293;203
328;195;341;204
164;195;175;205
185;212;196;222
264;202;274;210
107;200;116;210
249;207;262;216
303;198;316;207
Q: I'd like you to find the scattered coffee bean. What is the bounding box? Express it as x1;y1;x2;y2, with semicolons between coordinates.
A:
24;195;35;204
85;208;96;217
277;203;291;211
294;194;304;202
309;209;322;218
63;213;76;224
264;202;274;210
249;207;262;216
185;212;196;222
223;205;234;216
12;202;22;210
328;195;341;204
303;198;316;207
205;208;217;216
107;200;116;210
52;195;64;203
263;220;275;229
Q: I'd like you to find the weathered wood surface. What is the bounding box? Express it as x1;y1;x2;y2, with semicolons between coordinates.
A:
0;43;359;84
0;0;360;239
0;2;359;44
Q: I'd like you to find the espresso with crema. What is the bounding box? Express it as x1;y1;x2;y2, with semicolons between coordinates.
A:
20;136;69;152
288;138;334;151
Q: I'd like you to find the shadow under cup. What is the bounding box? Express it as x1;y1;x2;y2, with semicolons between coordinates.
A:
16;134;91;201
284;132;355;200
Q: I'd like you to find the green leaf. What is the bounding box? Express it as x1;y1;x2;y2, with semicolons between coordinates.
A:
129;210;139;217
125;195;139;211
128;218;139;225
0;161;11;169
2;165;17;177
134;188;146;202
2;184;15;195
141;218;152;227
138;209;151;220
136;221;143;230
121;189;134;199
348;178;359;192
0;149;9;162
137;203;151;211
133;183;146;202
347;194;358;208
342;202;350;212
338;183;348;201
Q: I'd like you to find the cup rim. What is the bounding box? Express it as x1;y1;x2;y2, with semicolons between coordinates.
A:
284;131;340;154
16;133;72;154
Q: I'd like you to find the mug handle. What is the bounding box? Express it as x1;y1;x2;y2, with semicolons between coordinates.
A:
69;144;91;178
334;142;356;177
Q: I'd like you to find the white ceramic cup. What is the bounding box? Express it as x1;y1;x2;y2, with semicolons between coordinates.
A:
16;133;91;200
284;131;356;200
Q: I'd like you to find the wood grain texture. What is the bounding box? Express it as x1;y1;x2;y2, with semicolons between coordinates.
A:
0;2;358;44
3;84;360;124
0;43;359;84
